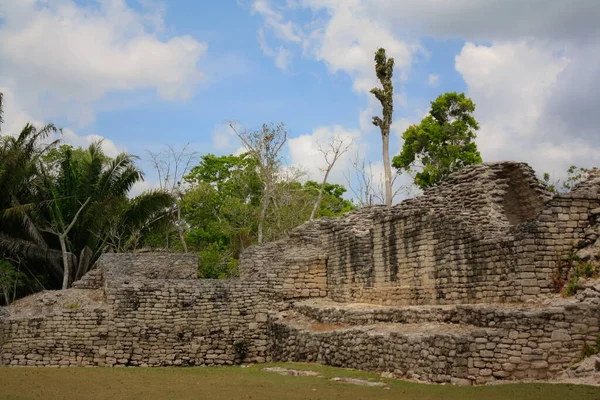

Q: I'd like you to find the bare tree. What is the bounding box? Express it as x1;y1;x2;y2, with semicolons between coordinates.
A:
370;48;394;208
345;152;383;207
229;122;287;244
267;165;310;240
345;152;413;208
310;136;353;220
147;144;198;252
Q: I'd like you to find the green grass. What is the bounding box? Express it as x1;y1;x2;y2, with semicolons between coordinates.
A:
0;362;599;400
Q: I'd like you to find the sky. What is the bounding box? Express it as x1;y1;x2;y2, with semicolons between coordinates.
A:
1;0;599;200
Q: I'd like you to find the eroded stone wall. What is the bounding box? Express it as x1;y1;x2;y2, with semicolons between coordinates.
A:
240;162;599;306
271;301;600;384
1;255;274;367
2;161;600;385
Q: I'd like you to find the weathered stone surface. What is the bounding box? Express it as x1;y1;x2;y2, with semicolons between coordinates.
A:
2;161;600;386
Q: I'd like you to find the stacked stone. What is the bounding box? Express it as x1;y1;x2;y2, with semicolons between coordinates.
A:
2;307;108;367
1;254;277;367
3;160;600;386
270;301;600;384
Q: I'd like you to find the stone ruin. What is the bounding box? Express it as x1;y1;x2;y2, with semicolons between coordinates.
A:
2;161;600;385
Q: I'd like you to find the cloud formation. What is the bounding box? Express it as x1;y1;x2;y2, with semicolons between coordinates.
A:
0;0;207;126
250;0;600;180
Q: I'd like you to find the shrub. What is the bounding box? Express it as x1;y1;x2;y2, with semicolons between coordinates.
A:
233;340;249;364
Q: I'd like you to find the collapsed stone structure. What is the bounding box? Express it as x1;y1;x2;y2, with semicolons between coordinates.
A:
2;161;600;385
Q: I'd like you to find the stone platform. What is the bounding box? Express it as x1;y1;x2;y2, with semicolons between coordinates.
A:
2;161;600;385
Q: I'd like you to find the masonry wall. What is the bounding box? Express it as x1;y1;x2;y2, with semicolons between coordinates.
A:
2;161;600;380
242;162;599;306
270;302;600;384
1;255;275;367
239;226;328;300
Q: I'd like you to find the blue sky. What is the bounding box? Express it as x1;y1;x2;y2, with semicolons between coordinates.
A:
1;0;599;201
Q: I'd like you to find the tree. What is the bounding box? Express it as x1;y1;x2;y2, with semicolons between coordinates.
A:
542;166;599;194
370;48;394;208
38;143;174;286
0;92;4;131
309;136;353;220
0;259;27;305
304;181;354;218
229;122;287;244
393;92;482;189
147;144;198;252
183;153;262;277
182;152;354;277
344;152;414;208
0;121;62;280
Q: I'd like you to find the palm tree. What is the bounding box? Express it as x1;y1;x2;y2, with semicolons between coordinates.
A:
0;96;175;289
0;119;63;282
38;142;175;288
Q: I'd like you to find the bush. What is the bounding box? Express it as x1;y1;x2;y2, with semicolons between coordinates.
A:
197;243;239;279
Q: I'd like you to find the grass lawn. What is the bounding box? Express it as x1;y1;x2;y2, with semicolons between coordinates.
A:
0;363;599;400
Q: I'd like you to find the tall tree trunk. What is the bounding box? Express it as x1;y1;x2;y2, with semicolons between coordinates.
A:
382;132;392;208
371;48;395;208
310;169;331;220
59;235;70;290
176;206;188;253
258;182;269;244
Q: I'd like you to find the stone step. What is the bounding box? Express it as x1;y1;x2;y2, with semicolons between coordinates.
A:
270;299;600;384
270;311;488;385
290;298;586;330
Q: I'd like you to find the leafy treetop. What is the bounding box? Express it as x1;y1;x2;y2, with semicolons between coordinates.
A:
393;92;482;189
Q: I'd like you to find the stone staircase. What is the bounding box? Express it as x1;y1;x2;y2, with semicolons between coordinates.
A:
268;298;600;385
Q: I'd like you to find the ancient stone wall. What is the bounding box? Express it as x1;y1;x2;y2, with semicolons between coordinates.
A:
1;254;273;367
271;300;600;384
240;162;599;306
2;161;600;385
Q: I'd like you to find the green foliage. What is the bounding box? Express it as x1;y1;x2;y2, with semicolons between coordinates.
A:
182;153;354;278
370;48;394;207
0;259;27;305
581;335;600;359
542;165;598;194
565;276;579;296
554;251;598;297
197;243;239;279
303;181;354;218
393;92;482;189
65;303;80;309
233;340;249;363
0;103;174;291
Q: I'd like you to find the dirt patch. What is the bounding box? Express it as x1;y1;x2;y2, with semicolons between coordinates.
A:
6;288;106;319
330;377;387;387
262;367;321;376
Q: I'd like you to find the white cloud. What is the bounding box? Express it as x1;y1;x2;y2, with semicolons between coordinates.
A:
212;123;240;151
60;128;122;159
0;0;207;126
252;0;300;70
248;0;600;181
129;179;154;197
301;1;417;93
257;27;293;71
365;0;600;43
391;117;411;146
2;87;123;162
252;0;302;42
455;40;600;176
251;0;420;92
288;125;361;184
427;74;439;86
